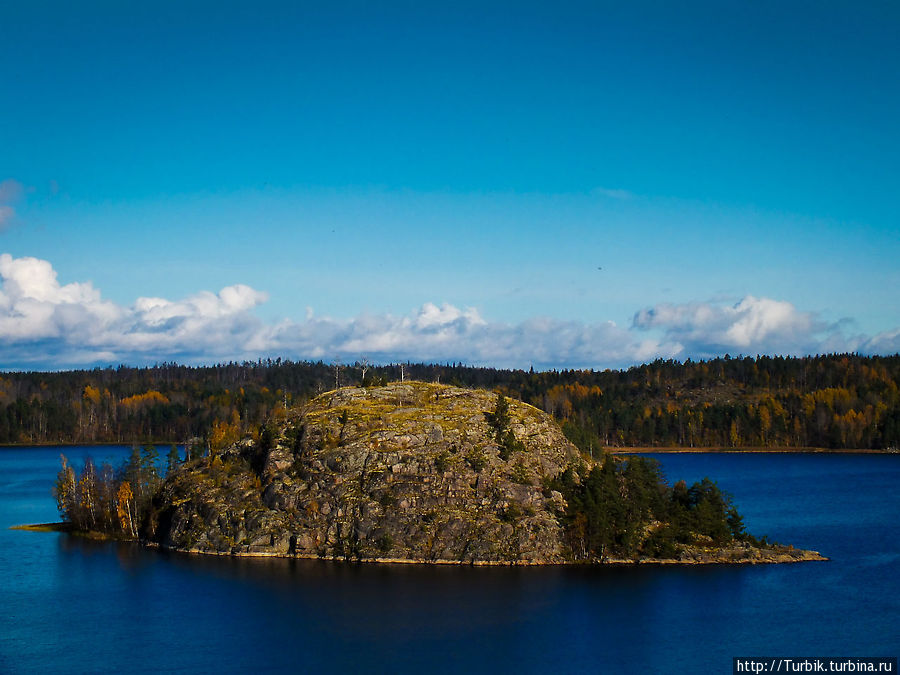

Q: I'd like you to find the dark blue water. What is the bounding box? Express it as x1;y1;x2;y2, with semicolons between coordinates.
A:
1;448;897;673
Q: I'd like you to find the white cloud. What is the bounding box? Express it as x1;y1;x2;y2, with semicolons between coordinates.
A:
413;302;486;330
0;254;269;366
858;328;900;355
0;254;120;341
284;312;637;369
0;254;897;370
632;296;831;358
133;285;268;327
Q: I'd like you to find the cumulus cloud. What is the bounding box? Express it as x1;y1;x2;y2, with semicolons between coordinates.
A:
631;295;829;358
0;254;897;370
0;254;269;367
0;254;120;341
270;311;639;369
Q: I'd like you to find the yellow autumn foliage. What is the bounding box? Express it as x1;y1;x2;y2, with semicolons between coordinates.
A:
83;385;102;406
116;481;136;537
120;390;170;410
209;414;241;453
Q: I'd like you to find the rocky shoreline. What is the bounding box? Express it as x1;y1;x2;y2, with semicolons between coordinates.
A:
16;523;827;565
156;545;827;566
143;538;828;565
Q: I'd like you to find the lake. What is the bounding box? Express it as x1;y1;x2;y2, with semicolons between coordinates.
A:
1;447;897;673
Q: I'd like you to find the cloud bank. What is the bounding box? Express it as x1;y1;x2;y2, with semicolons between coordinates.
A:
0;254;896;370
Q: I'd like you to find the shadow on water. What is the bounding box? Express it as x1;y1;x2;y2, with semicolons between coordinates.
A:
54;534;770;670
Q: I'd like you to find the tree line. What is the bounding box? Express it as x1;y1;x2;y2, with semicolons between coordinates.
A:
3;353;899;450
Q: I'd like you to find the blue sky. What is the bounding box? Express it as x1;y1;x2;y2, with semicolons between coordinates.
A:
1;1;898;370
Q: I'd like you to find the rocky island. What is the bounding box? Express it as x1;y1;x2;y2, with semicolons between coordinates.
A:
49;382;825;564
138;382;824;565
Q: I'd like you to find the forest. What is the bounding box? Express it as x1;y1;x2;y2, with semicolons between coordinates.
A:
2;353;899;451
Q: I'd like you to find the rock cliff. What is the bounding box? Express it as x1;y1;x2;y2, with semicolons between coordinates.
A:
148;382;582;563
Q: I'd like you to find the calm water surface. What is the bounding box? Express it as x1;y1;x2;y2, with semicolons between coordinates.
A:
1;447;897;673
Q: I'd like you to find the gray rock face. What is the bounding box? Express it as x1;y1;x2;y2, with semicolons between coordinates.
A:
148;382;583;563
